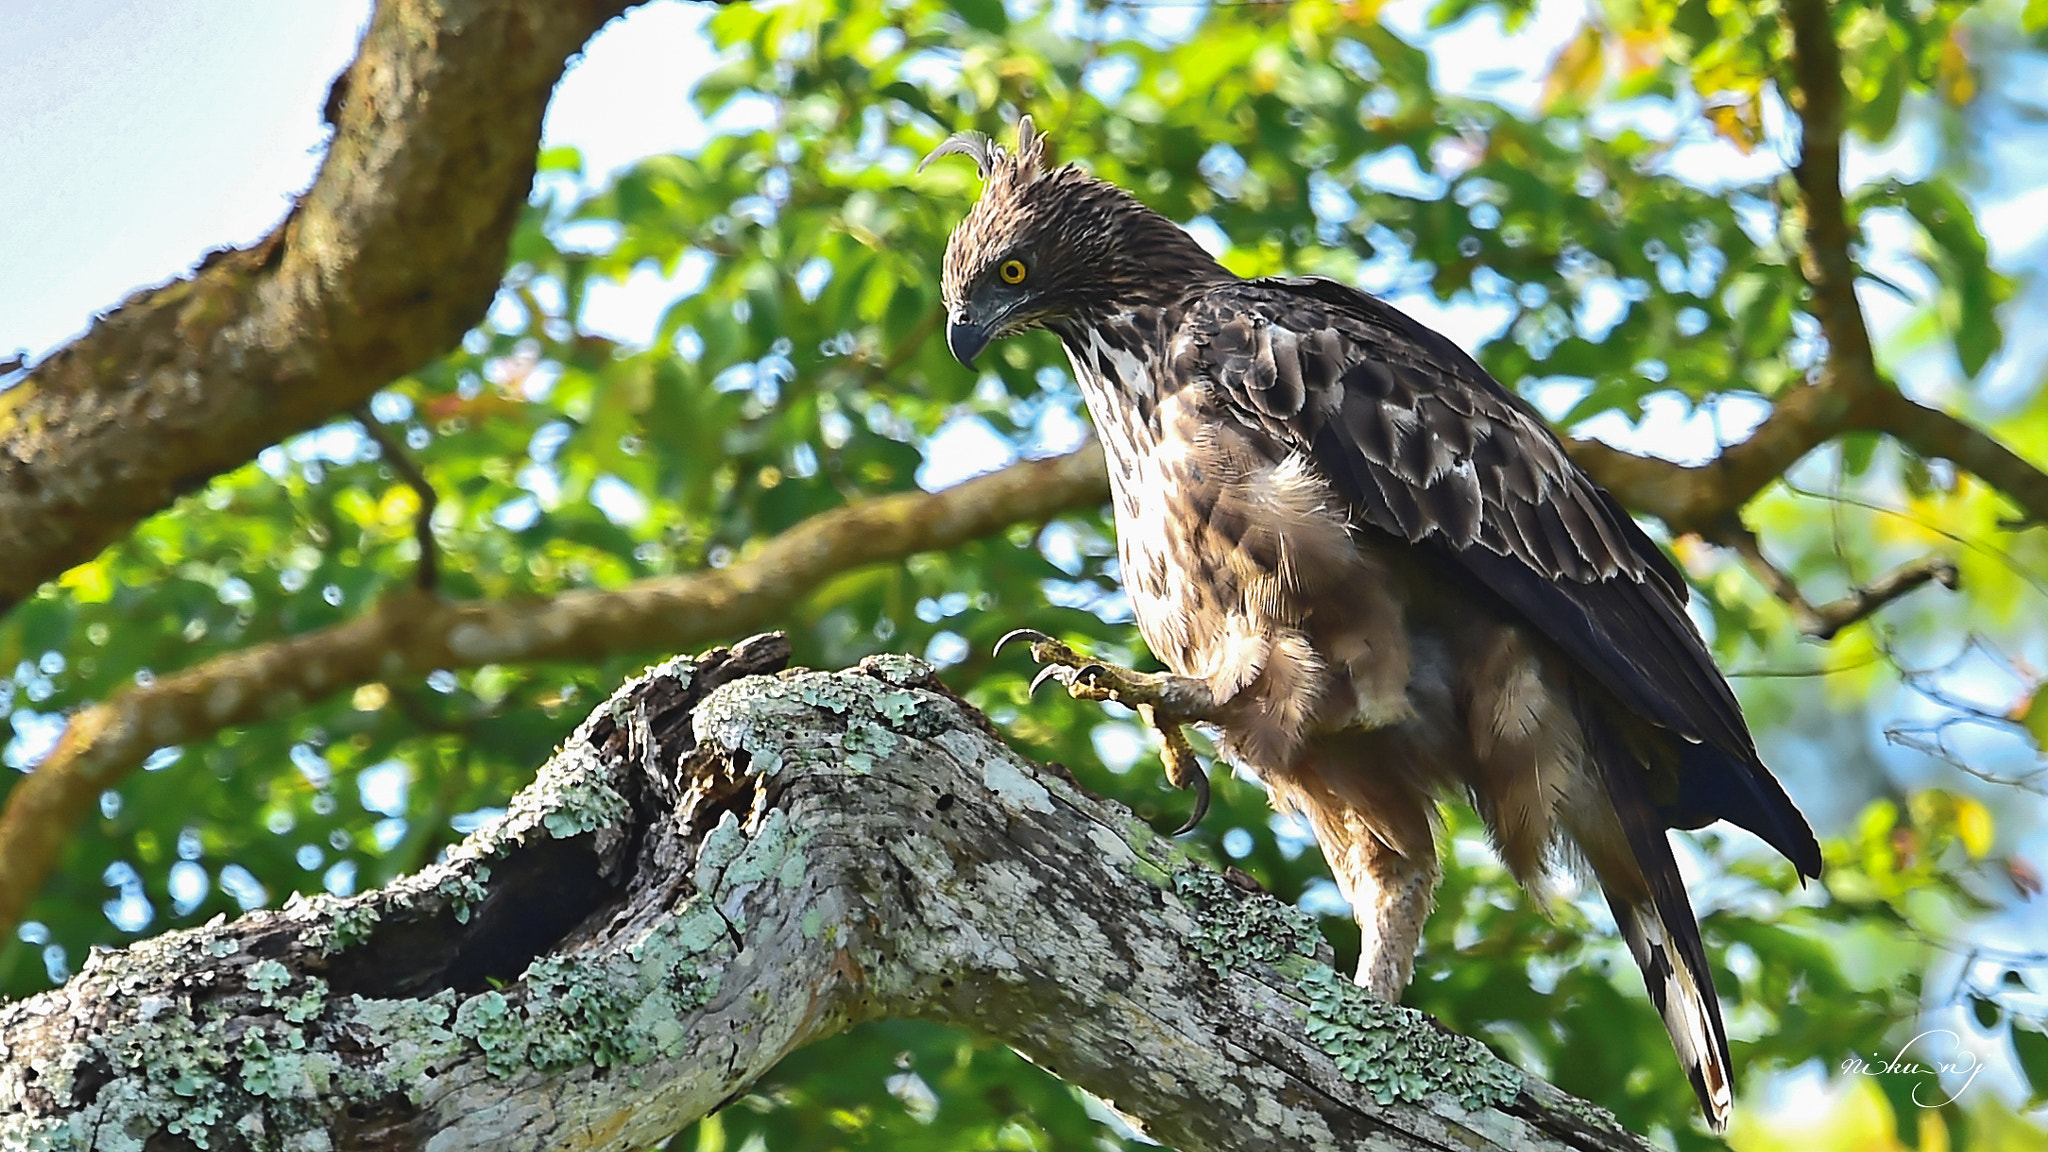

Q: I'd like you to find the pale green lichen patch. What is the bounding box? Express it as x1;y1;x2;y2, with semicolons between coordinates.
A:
874;689;924;725
639;652;698;690
516;744;630;841
796;675;863;714
324;902;381;952
858;652;933;688
340;991;463;1097
710;809;810;932
286;890;384;955
841;715;900;773
693;811;750;893
1296;966;1520;1111
435;867;492;925
3;959;352;1152
1171;867;1320;975
721;808;800;888
449;897;727;1078
246;959;292;997
695;666;967;784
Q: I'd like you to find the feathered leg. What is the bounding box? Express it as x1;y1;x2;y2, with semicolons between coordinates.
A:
1339;831;1441;999
1270;736;1443;1001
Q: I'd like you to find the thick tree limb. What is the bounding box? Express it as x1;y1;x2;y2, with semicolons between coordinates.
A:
1554;0;2048;538
0;0;638;616
0;638;1657;1151
0;448;1108;941
1785;0;1880;403
1564;382;2048;535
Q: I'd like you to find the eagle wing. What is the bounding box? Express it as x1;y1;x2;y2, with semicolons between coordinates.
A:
1173;275;1820;878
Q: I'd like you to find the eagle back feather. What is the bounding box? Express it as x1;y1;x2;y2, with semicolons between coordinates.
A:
1173;276;1821;878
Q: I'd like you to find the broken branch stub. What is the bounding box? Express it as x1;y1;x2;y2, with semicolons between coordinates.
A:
0;637;1652;1152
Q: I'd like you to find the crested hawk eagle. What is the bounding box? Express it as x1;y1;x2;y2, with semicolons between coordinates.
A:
924;116;1820;1130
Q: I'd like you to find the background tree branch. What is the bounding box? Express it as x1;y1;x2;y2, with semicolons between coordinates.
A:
0;638;1657;1151
0;447;1107;941
1552;0;2048;538
0;0;639;615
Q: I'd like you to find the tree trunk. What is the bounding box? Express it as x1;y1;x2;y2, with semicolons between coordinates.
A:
0;636;1653;1152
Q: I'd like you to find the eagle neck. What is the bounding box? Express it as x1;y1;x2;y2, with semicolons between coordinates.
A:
1055;306;1175;479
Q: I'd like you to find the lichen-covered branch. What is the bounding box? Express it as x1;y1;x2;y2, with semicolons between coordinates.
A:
0;0;638;615
0;638;1654;1152
0;448;1108;942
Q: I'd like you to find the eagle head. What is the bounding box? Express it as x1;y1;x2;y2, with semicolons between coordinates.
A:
920;115;1227;367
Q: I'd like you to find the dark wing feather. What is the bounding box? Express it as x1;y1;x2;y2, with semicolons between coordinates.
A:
1176;276;1820;878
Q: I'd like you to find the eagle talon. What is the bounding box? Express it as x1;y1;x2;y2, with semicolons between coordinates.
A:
993;628;1056;659
1171;772;1211;836
996;629;1214;832
1148;704;1211;835
1027;663;1068;697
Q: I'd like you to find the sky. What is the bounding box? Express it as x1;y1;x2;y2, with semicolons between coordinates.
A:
0;0;724;362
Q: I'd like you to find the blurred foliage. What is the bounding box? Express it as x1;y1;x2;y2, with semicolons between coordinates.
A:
5;0;2048;1147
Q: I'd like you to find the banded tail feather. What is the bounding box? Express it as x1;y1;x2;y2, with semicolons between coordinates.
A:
1580;699;1736;1130
1607;893;1734;1129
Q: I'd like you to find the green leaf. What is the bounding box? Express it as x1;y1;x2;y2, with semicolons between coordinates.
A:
2016;1022;2048;1106
949;0;1007;34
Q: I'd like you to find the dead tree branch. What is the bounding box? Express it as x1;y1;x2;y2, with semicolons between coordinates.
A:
0;639;1656;1152
0;0;639;615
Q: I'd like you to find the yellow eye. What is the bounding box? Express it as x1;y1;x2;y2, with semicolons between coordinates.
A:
998;259;1028;285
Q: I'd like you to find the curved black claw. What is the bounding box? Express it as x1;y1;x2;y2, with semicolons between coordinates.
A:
1027;663;1067;696
994;628;1054;658
1171;767;1212;836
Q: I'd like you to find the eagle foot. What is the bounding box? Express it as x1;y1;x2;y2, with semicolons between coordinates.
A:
993;629;1215;834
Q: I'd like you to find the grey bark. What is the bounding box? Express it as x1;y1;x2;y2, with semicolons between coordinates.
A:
0;637;1653;1152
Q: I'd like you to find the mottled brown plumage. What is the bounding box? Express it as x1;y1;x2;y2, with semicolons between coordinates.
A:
925;117;1820;1131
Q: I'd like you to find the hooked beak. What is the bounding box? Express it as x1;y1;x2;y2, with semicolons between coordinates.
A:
946;317;991;368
